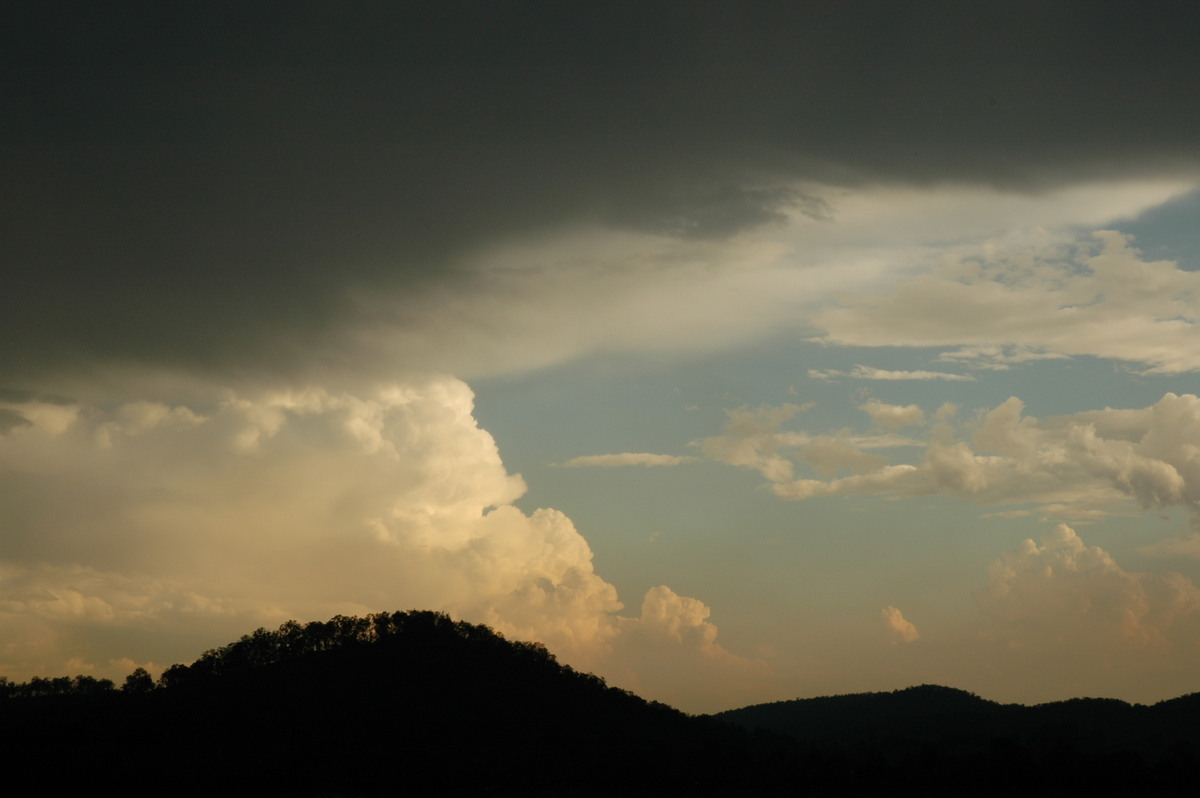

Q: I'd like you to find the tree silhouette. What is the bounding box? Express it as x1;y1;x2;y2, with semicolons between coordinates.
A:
122;667;154;694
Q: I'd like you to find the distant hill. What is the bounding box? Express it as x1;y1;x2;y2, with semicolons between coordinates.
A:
716;685;1200;794
717;683;1200;749
5;614;1200;795
718;684;1003;743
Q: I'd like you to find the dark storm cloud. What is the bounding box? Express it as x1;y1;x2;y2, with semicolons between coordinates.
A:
606;184;830;239
0;388;74;405
4;1;1200;383
0;410;33;434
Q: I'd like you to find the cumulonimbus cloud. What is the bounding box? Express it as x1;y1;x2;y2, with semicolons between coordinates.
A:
978;524;1200;657
0;378;757;711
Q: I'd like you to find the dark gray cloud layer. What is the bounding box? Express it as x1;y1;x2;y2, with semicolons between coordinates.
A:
5;2;1200;384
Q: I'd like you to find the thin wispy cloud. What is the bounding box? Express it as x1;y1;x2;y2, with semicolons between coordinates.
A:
808;366;976;382
562;453;695;468
816;232;1200;374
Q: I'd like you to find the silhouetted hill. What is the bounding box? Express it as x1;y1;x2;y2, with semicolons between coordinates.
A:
6;615;1200;795
0;612;756;796
715;685;1200;794
718;684;1009;742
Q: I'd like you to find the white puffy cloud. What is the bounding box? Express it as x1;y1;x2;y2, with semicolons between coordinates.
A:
604;586;768;710
885;524;1200;703
699;403;925;484
797;436;890;478
699;404;813;483
637;586;723;649
562;453;694;468
0;378;752;710
859;400;925;429
978;524;1200;657
705;393;1200;523
817;230;1200;374
933;402;959;421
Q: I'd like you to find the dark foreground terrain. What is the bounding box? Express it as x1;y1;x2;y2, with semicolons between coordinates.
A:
4;611;1200;795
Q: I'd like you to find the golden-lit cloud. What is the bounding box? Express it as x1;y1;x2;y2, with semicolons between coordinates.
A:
0;379;754;710
969;524;1200;700
882;605;920;644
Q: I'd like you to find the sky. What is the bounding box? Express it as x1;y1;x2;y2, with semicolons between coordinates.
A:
5;2;1200;713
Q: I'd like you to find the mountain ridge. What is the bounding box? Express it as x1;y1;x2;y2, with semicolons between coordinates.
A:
6;612;1200;795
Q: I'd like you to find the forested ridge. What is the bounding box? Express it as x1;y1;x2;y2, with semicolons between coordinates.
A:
718;684;1200;793
6;612;1200;795
1;611;757;796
